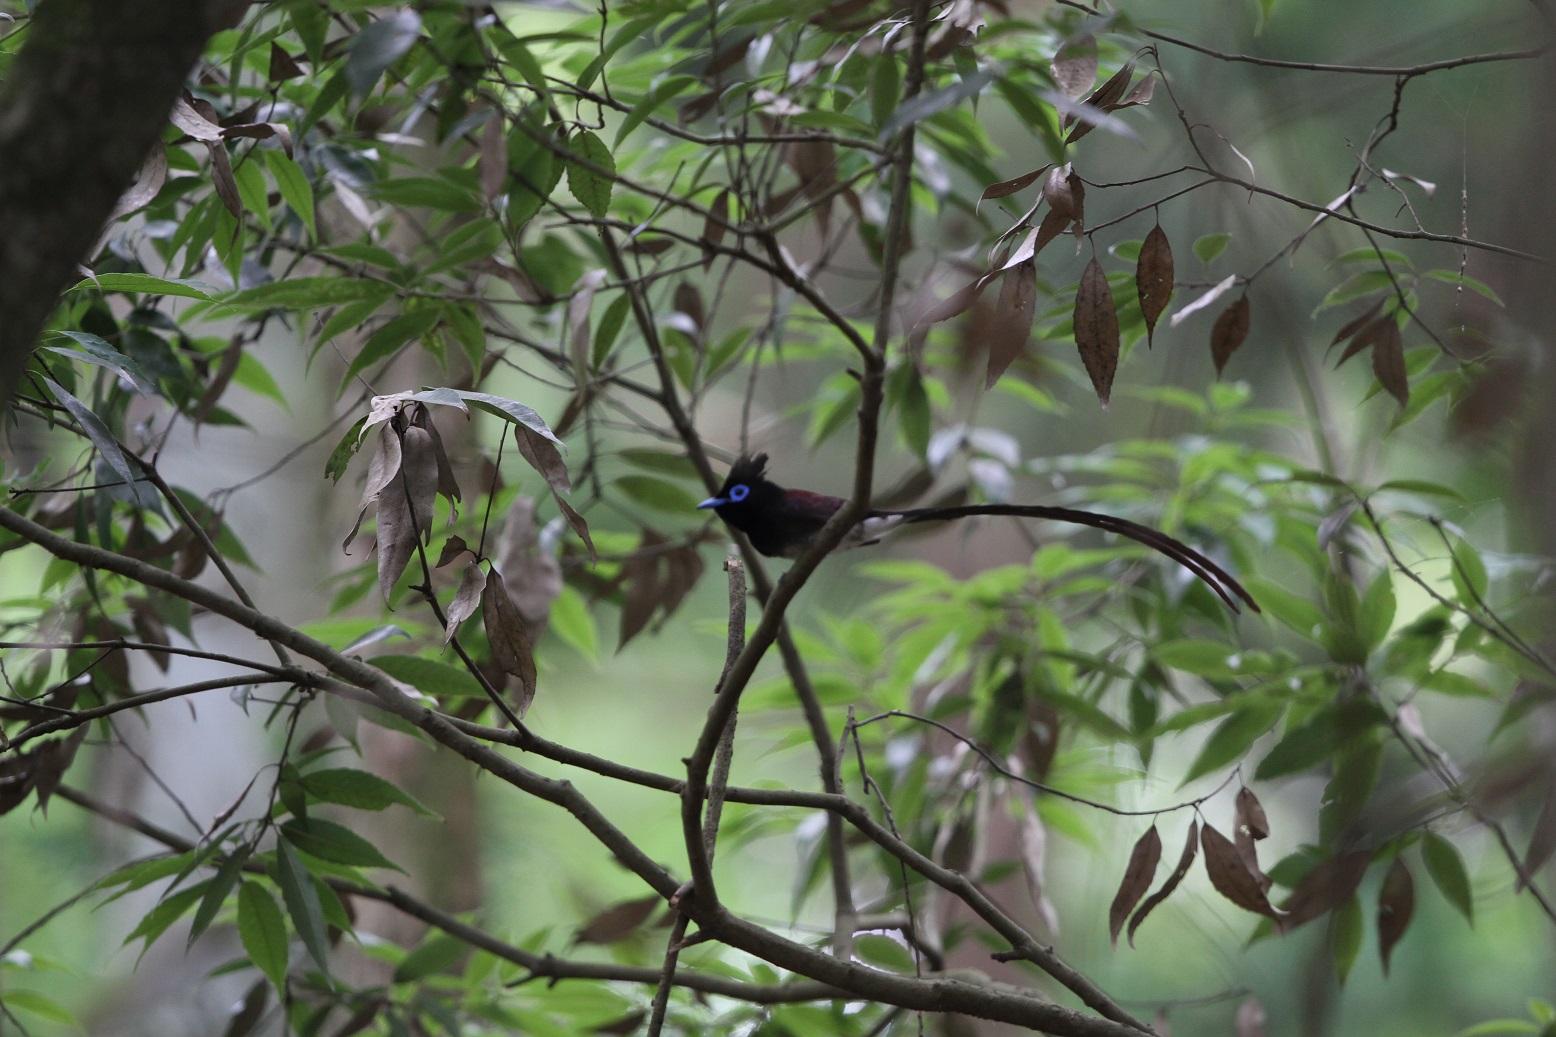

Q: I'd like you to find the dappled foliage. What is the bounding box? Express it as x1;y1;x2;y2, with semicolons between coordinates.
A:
1;1;1554;1036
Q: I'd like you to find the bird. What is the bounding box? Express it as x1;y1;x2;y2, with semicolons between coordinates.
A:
696;453;1258;613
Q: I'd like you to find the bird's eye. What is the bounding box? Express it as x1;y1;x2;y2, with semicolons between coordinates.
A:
728;484;750;502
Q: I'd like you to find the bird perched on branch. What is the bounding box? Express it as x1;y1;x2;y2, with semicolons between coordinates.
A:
696;453;1257;613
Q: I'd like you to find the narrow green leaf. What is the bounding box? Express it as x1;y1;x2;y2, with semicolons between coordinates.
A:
1181;699;1284;786
1192;233;1231;264
264;149;316;239
392;932;466;983
188;845;253;947
124;881;211;951
1331;895;1364;984
223;276;394;312
42;378;146;503
371;654;484;702
46;332;157;393
1;990;78;1025
69;273;216;299
237;881;290;994
275;839;330;973
1421;832;1473;924
281;818;400;870
301;767;437;816
340;308;443;388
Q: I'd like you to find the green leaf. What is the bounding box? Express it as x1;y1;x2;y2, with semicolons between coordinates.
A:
1375;479;1465;502
1313;270;1395;313
1422;269;1504;306
593;294;631;367
371;176;481;213
69;272;217;299
345;9;421;95
275;838;331;973
1180;698;1284;786
1255;709;1337;780
1154;639;1237;679
324;416;369;483
302;767;437;816
614;75;697;145
46;331;157;393
870;54;902;132
392;932;466;983
264;149;316;239
880;68;997;140
222;276;395;312
565;130;614;218
281;818;401;870
341;308;443;388
237;881;290;994
1445;534;1489;607
614;474;698;513
1;989;78;1025
1331;894;1363;984
371;653;484;701
1242;577;1323;640
1421;832;1473;924
124;881;211;951
548;584;599;661
1359;570;1396;652
1192;234;1230;264
188;845;253;947
42;378;148;504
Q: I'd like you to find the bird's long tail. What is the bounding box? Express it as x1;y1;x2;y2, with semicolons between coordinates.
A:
887;505;1258;613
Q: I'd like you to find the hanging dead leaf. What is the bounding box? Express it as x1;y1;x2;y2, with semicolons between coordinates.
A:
411;406;461;514
192;340;244;429
1210;294;1251;377
1019;799;1060;932
1041;164;1076;221
1329;299;1386;350
1050;34;1097;100
127;596;173;672
985;260;1037;389
482;569;537;716
1128;819;1199;946
435;534;472;569
1117;72;1156;109
105;143;169;225
1376;856;1414;976
269;42;304;81
574;895;662;945
1277;850;1370;931
1370;318;1408;406
1109;825;1163;947
345;422;403;552
1201;824;1283;919
979;164;1051;207
673;281;706;337
1066;61;1135;142
1136;224;1174;347
656;543;706;628
785;136;837;237
512;426;595;560
702;188;732;270
569;269;607;375
1333;313;1391;368
1074;258;1119;408
1234;996;1267;1037
444;561;487;645
494;497;562;630
1235;787;1269;840
376;426;438;604
618;531;667;649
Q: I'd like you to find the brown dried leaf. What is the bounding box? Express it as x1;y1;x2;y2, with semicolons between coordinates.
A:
592;1010;649;1036
618;531;667;649
479;111;507;202
1067;171;1087;244
1041;164;1076;221
1329;298;1386;348
495;498;562;630
269;42;304;82
220;123;293;160
1278;851;1370;930
785;137;836;236
512;425;595;560
672;281;705;336
376;426;438;604
1019;800;1059;932
1050;34;1097;100
702;187;732;270
411;405;461;509
435;534;472;569
1074;258;1119;408
1210;294;1251;377
170;96;223;142
1066;61;1135;141
985;261;1037;389
1236;787;1270;840
106;143;169;224
980;164;1051;206
1128;819;1199;946
1333;314;1391;368
1234;996;1267;1037
575;895;661;945
127;596;172;673
1371;318;1408;406
1136;224;1174;347
207;142;243;218
346;425;403;552
1117;72;1156;109
192;341;244;429
1376;856;1415;976
569;269;606;374
482;569;537;716
656;544;706;627
1109;825;1163;947
1201;824;1283;919
915;280;984;333
444;561;487;645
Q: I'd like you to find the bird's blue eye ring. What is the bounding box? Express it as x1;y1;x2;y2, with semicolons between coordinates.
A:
728;484;749;502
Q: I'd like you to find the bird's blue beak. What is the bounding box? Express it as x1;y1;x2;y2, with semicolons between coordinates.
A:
696;496;727;510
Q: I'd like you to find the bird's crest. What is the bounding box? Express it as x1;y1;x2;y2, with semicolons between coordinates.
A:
725;452;771;487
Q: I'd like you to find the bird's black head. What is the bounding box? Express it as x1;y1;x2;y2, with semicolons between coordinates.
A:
696;453;785;522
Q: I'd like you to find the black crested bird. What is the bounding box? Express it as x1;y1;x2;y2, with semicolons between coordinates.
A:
697;453;1258;613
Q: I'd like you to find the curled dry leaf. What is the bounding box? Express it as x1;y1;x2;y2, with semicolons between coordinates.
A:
574;895;662;945
1201;823;1283;919
482;569;537;717
269;42;304;81
1109;824;1163;947
1521;772;1556;888
1277;850;1370;931
1128;818;1199;947
1235;787;1270;839
1136;224;1174;347
434;534;472;569
376;426;438;604
411;406;461;514
1050;33;1097;100
702;187;732;270
443;561;487;645
1376;856;1415;976
1210;294;1251;377
1074;258;1120;408
1233;787;1273;893
1041;164;1077;221
192;340;244;429
1019;799;1060;933
1370;318;1409;406
618;530;666;649
494;497;562;630
1329;298;1386;350
979;164;1051;207
568;269;607;375
986;260;1037;389
344;424;402;552
512;424;595;561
